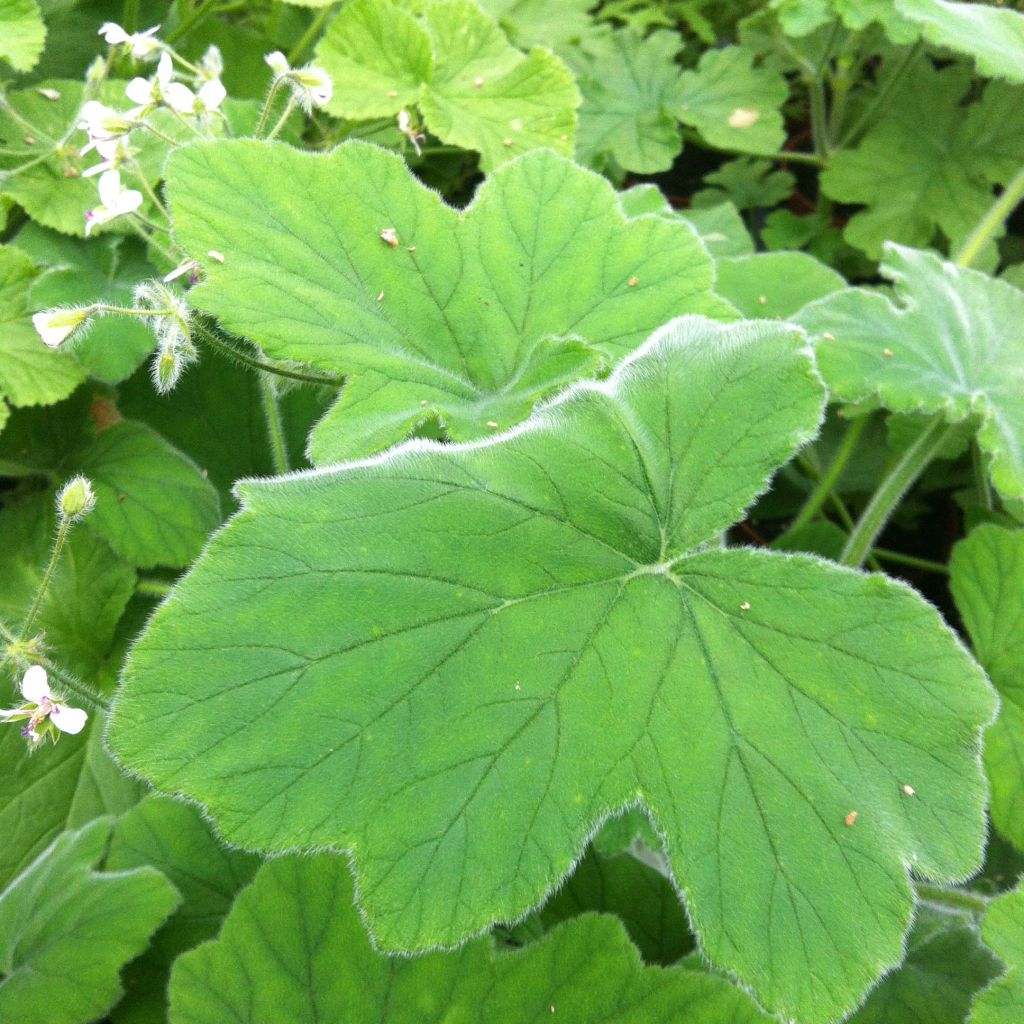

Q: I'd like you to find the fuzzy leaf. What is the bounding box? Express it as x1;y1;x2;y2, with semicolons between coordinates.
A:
951;526;1024;851
971;889;1024;1023
714;251;845;318
894;0;1024;84
796;244;1024;500
315;0;579;170
165;139;724;463
0;819;178;1024
111;316;995;1024
0;0;46;72
169;852;769;1024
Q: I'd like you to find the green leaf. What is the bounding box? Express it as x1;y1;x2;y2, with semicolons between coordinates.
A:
714;251;845;318
849;905;1001;1024
0;818;178;1024
565;28;684;174
894;0;1024;84
770;0;919;43
0;712;144;890
970;888;1024;1022
0;245;86;411
694;156;794;210
795;244;1024;500
950;525;1024;852
166;139;724;463
315;0;579;170
479;0;594;49
821;60;1024;259
106;795;261;1024
169;852;770;1024
111;316;995;1024
76;420;221;569
675;46;789;156
0;0;46;72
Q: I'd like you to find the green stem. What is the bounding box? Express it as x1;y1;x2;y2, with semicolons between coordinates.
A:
791;415;870;532
128;157;168;215
167;0;219;44
872;548;950;576
138;120;181;147
266;96;298;141
0;94;56;144
915;882;988;915
192;320;345;387
255;80;283;139
839;40;922;149
772;149;826;167
972;441;994;511
840;414;953;568
288;4;334;64
19;516;73;641
0;619;15;644
136;577;173;598
809;79;831;159
954;161;1024;269
259;375;291;474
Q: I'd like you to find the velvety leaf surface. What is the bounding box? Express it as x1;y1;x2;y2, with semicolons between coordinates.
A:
951;526;1024;851
821;61;1024;258
714;251;845;318
169;852;769;1024
0;818;178;1024
316;0;579;170
165;139;724;463
971;888;1024;1023
849;905;1000;1023
0;0;45;72
894;0;1024;83
0;245;85;412
111;317;995;1024
106;796;262;1024
796;244;1024;500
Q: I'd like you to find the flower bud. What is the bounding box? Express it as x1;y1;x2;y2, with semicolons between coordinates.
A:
32;306;93;348
58;476;96;520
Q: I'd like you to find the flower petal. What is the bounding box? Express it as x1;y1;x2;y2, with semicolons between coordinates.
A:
97;169;123;207
21;665;50;703
156;51;173;87
198;78;226;111
125;77;153;106
51;704;88;734
164;82;196;114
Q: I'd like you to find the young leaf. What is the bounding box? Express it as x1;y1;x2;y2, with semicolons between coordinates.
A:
169;852;770;1024
894;0;1024;84
0;246;85;413
0;818;179;1024
165;139;725;463
315;0;579;170
110;316;995;1024
821;60;1024;259
770;0;919;43
0;0;46;72
970;888;1024;1023
714;251;845;318
796;244;1024;501
106;796;261;1024
950;525;1024;852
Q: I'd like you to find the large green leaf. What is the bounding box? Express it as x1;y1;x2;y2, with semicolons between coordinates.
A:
0;0;45;72
480;0;594;49
971;889;1024;1023
714;251;845;319
110;317;995;1024
894;0;1024;84
106;795;261;1024
849;905;1000;1024
795;244;1024;500
951;526;1024;851
169;852;769;1024
0;818;178;1024
165;139;725;463
0;245;85;414
315;0;579;170
769;0;919;42
821;60;1024;259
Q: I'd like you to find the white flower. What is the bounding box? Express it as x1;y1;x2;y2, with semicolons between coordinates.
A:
163;258;199;282
200;45;224;80
83;136;131;177
264;51;332;112
265;50;289;77
398;109;425;156
85;169;143;235
164;77;226;116
32;306;93;348
1;666;88;750
125;51;174;111
77;100;134;154
99;22;161;58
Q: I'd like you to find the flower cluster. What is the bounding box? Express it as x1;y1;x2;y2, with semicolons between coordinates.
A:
1;666;87;752
134;280;197;392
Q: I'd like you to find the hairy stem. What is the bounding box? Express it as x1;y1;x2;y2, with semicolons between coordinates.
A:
288;4;334;64
20;516;73;641
259;375;291;474
791;415;870;532
915;882;989;915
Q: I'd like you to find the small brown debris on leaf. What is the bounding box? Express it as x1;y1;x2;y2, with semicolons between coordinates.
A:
844;811;858;827
902;784;916;797
728;107;760;128
822;332;835;340
380;227;399;248
628;276;639;287
486;421;499;429
502;138;512;147
740;601;751;611
883;348;894;357
473;77;484;88
376;290;384;301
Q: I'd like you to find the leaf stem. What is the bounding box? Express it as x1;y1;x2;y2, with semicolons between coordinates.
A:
259;375;291;474
871;548;950;576
840;414;953;568
256;80;283;138
915;882;988;915
791;415;870;532
19;515;73;642
953;161;1024;269
288;4;335;64
838;40;922;149
266;96;298;141
192;319;345;387
971;440;994;511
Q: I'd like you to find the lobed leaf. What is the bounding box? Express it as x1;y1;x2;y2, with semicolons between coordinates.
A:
111;316;995;1024
970;889;1024;1023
